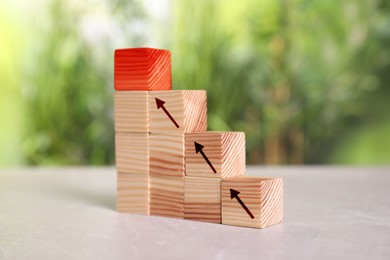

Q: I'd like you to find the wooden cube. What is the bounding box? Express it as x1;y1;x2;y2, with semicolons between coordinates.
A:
117;172;149;215
150;174;184;219
148;90;207;134
149;134;184;177
115;133;149;174
184;177;221;224
185;132;245;178
221;176;283;228
114;91;148;133
114;48;171;91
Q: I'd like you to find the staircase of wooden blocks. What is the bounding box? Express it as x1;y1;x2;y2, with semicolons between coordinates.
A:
114;47;283;228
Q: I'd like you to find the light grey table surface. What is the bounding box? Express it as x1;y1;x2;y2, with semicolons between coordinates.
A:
0;166;389;260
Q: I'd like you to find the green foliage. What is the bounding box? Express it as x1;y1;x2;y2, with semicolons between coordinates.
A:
23;1;111;164
171;0;390;164
22;0;147;165
2;0;389;165
330;120;390;164
0;5;25;165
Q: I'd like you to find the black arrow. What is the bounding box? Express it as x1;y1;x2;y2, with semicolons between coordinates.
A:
155;98;179;128
194;142;217;173
230;189;255;219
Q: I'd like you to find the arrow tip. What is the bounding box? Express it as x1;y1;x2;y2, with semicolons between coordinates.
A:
194;142;204;153
230;189;240;199
155;98;165;109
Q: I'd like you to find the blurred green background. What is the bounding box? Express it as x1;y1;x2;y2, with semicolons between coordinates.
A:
1;0;389;166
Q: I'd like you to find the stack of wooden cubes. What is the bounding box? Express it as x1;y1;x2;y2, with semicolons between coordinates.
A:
114;47;283;228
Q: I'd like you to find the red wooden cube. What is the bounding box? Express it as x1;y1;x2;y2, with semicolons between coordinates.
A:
114;48;171;91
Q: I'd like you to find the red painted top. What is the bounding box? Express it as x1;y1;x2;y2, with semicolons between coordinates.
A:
114;48;172;91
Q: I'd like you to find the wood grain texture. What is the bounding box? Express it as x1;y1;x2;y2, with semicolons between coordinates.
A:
221;176;283;228
115;133;149;174
114;48;171;91
184;176;221;223
114;91;148;133
149;134;184;177
148;90;207;134
150;174;184;219
117;172;149;215
185;132;245;178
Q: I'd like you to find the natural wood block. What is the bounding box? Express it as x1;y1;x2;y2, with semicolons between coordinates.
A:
148;90;207;134
114;48;171;91
150;174;184;219
117;172;149;215
221;176;283;228
184;176;221;224
115;133;149;174
185;132;245;178
149;134;184;177
114;91;148;133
